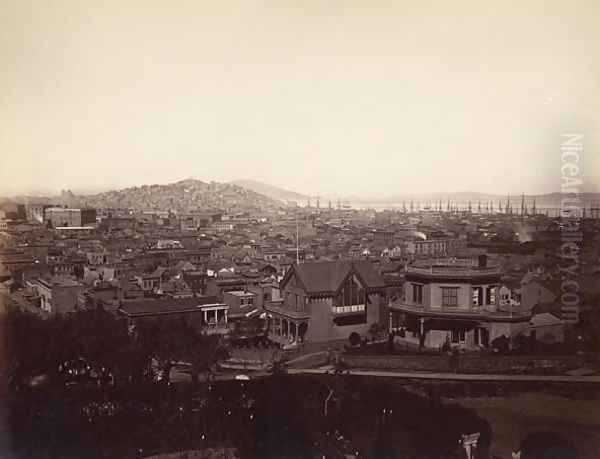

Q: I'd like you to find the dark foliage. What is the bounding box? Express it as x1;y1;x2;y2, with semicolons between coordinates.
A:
4;309;492;459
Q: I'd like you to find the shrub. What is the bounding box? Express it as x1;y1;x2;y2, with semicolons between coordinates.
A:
349;332;361;347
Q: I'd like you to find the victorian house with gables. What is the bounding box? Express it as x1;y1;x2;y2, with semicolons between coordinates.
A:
265;260;387;345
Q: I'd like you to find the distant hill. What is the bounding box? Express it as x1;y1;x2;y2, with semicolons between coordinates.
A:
62;178;281;212
229;179;309;203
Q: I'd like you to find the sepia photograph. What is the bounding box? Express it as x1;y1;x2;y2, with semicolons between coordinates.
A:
1;1;599;458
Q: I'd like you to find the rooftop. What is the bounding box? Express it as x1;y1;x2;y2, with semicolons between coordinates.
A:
390;302;532;322
284;260;386;295
119;296;222;316
55;226;95;230
406;257;501;277
226;290;256;297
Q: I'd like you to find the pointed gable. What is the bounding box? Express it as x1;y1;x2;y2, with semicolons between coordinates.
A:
281;260;385;296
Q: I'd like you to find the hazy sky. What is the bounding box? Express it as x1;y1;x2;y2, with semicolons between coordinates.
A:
1;0;599;198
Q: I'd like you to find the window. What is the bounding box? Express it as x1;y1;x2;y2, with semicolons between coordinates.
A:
472;287;483;306
332;304;365;314
337;276;365;307
441;287;459;307
451;329;466;343
487;286;496;305
412;284;423;304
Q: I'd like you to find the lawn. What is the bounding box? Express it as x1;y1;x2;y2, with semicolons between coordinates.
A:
449;393;600;459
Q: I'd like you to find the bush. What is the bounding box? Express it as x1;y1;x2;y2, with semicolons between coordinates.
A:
349;332;361;347
491;335;510;353
512;333;531;353
368;323;387;341
518;431;578;459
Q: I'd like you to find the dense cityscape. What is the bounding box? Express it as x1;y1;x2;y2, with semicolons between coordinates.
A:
1;178;599;458
2;0;599;458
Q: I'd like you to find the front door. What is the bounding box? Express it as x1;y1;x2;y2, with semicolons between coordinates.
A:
481;328;490;347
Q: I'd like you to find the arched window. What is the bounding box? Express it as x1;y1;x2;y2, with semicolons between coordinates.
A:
339;276;365;307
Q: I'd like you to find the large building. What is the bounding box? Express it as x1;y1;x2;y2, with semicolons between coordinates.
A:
45;207;97;227
26;276;84;314
265;260;387;345
25;204;54;223
389;256;532;350
403;236;467;260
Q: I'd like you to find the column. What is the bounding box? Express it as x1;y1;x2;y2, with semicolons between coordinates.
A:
419;317;426;350
291;322;297;341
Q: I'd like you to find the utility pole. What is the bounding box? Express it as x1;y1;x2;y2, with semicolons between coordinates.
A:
296;215;300;265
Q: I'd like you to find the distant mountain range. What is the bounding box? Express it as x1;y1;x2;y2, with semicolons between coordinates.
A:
229;179;309;203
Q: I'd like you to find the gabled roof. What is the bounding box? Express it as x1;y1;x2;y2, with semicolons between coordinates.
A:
282;260;385;295
530;312;562;327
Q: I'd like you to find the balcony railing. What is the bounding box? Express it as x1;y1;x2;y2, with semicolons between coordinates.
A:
332;304;365;314
265;300;310;319
390;302;531;320
405;265;501;277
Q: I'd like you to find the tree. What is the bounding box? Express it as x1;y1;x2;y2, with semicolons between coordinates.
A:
135;317;196;384
516;431;578;459
512;333;531;354
322;357;351;438
4;308;53;391
349;332;361;347
189;334;230;385
269;356;287;377
4;308;136;391
231;316;265;340
368;323;387;342
491;334;510;353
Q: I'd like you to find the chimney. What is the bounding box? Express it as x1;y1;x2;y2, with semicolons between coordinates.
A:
478;255;488;268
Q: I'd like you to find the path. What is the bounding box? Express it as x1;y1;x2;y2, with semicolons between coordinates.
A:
287;367;600;383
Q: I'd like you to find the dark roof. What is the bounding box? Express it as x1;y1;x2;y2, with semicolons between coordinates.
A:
119;295;220;316
284;260;385;295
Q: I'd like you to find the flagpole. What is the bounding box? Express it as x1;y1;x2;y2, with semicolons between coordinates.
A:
296;215;300;265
